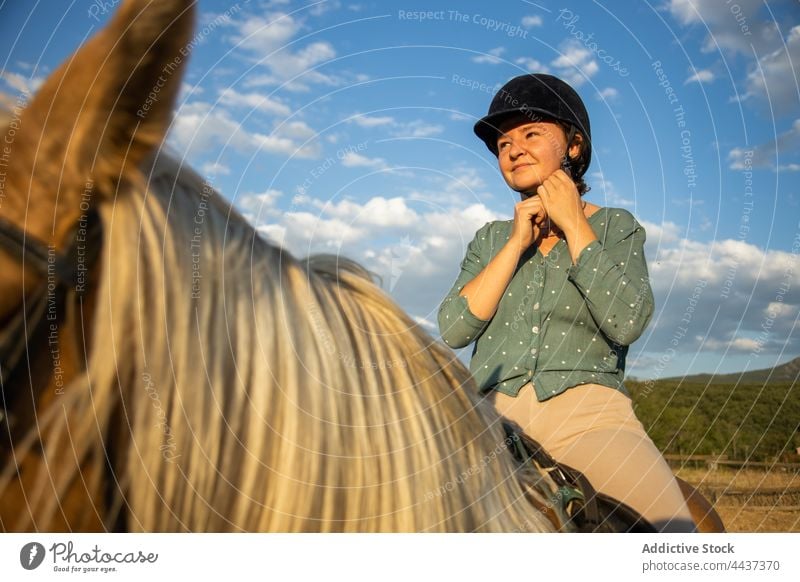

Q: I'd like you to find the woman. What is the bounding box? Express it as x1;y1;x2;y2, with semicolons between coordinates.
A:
438;73;695;532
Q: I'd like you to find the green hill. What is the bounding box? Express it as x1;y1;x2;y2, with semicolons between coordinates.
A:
627;379;800;461
661;356;800;385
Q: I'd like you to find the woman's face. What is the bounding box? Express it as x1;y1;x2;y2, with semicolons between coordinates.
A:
495;117;573;196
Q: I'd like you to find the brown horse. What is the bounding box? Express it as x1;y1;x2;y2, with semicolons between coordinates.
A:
0;0;722;533
0;0;567;533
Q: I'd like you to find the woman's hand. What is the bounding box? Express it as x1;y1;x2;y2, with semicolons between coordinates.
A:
535;169;587;238
509;195;547;253
536;169;599;263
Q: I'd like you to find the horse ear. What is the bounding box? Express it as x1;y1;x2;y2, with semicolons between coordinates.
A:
16;0;195;195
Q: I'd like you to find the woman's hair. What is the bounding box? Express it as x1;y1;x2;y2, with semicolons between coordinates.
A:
556;121;591;195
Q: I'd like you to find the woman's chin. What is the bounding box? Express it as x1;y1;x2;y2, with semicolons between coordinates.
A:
511;179;542;195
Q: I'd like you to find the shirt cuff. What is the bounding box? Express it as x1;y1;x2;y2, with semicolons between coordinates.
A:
439;293;490;348
453;293;490;329
567;239;602;278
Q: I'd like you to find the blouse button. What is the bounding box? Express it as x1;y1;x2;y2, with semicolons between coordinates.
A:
532;326;539;334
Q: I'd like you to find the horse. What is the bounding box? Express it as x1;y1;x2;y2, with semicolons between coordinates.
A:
0;0;567;533
0;0;723;533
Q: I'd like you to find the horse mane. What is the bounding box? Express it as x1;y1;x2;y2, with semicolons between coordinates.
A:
22;151;558;532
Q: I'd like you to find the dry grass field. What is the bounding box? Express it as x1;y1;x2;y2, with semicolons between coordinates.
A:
676;467;800;532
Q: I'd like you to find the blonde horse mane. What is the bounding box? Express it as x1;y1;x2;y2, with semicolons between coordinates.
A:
19;151;559;532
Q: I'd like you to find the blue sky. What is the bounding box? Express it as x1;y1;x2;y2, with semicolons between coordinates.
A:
1;0;798;379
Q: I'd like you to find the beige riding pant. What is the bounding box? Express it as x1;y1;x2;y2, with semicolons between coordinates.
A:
490;382;696;532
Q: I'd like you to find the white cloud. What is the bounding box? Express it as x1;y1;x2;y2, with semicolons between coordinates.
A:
345;113;444;138
246;181;800;365
0;71;44;95
299;196;418;228
728;119;800;171
266;41;337;82
685;69;715;84
340;152;388;169
402;165;493;209
551;41;599;86
348;114;396;128
641;219;683;246
230;12;339;91
445;166;488;193
627;218;800;373
743;25;800;115
522;15;543;28
589;172;633;207
169;101;321;159
283;212;366;248
309;0;341;16
392;120;444;138
179;82;204;100
238;188;284;222
278;120;318;141
230;12;299;53
703;337;763;352
644;232;798;308
472;47;506;65
201;161;231;176
665;0;781;55
218;88;291;116
597;87;619;100
170;101;251;156
515;57;548;73
665;0;701;25
246;194;499;316
764;301;797;319
413;315;438;332
664;1;797;114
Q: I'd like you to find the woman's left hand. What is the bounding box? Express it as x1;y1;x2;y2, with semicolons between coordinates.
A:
535;169;588;238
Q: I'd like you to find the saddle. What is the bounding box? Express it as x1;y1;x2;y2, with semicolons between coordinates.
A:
503;422;657;533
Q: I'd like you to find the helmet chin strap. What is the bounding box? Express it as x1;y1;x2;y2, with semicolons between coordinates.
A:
561;156;573;178
561;125;578;178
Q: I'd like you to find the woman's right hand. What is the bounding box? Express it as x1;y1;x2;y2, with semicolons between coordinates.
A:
510;195;546;253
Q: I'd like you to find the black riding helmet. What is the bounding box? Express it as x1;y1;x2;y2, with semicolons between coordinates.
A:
474;73;592;179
